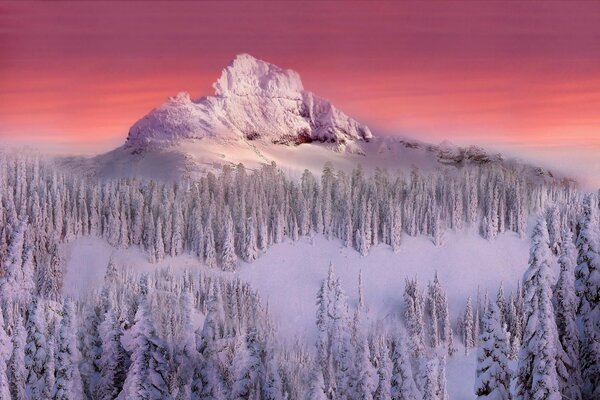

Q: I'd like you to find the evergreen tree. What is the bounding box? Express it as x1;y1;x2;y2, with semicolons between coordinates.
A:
574;195;600;400
9;315;27;400
122;298;172;400
464;297;475;355
54;299;83;400
553;227;582;400
390;334;420;400
515;218;561;400
97;309;128;400
25;300;51;399
0;310;12;400
474;302;511;400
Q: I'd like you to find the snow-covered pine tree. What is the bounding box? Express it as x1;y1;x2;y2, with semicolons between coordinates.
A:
230;328;262;400
25;299;51;399
220;210;237;271
404;278;426;358
474;302;511;399
420;357;439;400
553;227;582;400
574;194;600;400
54;299;83;400
0;310;12;400
390;334;421;400
373;337;392;400
464;297;475;355
306;362;327;400
515;218;561;400
97;309;128;400
354;333;377;400
8;314;27;400
437;356;449;400
122;296;172;400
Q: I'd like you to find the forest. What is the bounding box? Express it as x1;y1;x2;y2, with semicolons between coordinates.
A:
0;153;598;400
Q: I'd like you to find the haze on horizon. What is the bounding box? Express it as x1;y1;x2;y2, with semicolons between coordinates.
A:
1;1;600;187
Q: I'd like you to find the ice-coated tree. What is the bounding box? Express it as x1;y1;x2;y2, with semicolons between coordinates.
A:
390;203;402;252
515;218;561;400
220;211;237;271
155;218;165;262
420;357;439;400
79;304;103;398
404;278;426;358
390;334;420;400
39;241;64;302
204;224;217;269
54;299;83;400
553;227;582;400
25;300;51;399
0;219;26;314
122;297;172;400
9;314;27;400
354;334;377;400
0;310;12;400
464;297;475;355
262;355;283;400
97;309;128;400
330;276;354;399
474;302;511;400
231;329;262;400
373;338;392;400
306;364;327;400
438;356;449;400
574;194;600;400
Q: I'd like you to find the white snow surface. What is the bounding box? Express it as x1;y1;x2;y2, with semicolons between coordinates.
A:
125;54;372;152
64;228;535;399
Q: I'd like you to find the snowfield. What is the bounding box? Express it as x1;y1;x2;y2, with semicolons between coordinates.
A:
64;229;531;399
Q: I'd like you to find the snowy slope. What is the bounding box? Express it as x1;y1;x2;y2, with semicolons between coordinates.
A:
125;54;372;152
64;228;538;399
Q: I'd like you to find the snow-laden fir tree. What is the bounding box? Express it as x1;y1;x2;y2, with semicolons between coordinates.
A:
437;356;449;400
354;333;377;400
420;357;439;400
404;278;426;358
464;297;475;355
390;334;421;400
231;328;265;400
515;218;561;400
54;298;83;400
121;294;172;400
553;227;582;400
306;363;327;400
0;309;12;400
574;194;600;400
97;308;128;400
474;301;511;400
9;314;27;400
373;337;392;400
220;210;237;271
25;299;51;399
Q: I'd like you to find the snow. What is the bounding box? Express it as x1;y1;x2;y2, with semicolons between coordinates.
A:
124;53;372;152
64;229;531;399
238;230;529;340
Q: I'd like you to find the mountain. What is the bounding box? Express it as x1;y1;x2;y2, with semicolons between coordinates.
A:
66;54;564;182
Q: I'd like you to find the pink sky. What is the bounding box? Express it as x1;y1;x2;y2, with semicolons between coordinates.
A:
1;1;600;186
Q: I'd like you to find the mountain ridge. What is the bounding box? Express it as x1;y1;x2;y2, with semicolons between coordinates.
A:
60;54;571;184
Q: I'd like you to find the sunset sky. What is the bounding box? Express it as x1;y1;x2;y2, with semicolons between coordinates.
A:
1;1;600;186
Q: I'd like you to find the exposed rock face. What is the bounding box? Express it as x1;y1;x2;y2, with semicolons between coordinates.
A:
125;54;372;152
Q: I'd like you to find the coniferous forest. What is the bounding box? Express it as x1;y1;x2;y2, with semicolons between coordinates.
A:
0;153;598;400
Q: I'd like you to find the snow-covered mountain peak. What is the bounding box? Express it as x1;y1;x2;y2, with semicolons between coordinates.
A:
214;53;304;98
124;54;372;152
